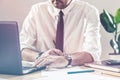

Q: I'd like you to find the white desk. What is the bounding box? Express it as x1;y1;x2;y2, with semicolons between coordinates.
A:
0;66;120;80
0;71;44;80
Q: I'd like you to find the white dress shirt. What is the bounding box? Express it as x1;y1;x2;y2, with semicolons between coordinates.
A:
20;0;101;61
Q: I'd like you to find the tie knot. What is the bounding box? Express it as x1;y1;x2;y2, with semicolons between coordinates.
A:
59;11;64;16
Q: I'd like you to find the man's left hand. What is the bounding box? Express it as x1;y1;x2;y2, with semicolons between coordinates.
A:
34;55;68;68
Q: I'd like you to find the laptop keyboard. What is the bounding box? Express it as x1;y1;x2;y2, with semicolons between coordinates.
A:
22;66;34;70
22;61;46;74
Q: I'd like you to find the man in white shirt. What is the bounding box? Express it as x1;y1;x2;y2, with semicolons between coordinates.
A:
20;0;101;68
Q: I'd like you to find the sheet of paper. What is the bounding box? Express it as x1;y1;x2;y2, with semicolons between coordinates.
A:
33;66;120;80
0;78;7;80
41;66;92;76
67;73;120;80
34;73;120;80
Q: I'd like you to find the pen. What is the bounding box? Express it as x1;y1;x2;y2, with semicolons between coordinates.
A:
67;69;94;74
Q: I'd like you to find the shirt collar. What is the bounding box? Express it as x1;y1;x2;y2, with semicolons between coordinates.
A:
48;0;75;17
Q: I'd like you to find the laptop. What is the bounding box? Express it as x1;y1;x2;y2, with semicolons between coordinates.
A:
0;21;46;75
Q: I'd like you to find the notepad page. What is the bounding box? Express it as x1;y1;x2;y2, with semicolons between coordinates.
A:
41;66;93;76
38;66;120;80
34;72;120;80
0;78;7;80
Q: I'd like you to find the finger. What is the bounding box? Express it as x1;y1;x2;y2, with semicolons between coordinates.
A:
49;50;57;55
33;58;44;67
35;55;55;67
36;59;48;67
47;49;57;55
47;56;68;68
47;61;63;69
34;56;48;67
55;50;64;56
49;49;63;56
36;56;54;67
40;52;49;57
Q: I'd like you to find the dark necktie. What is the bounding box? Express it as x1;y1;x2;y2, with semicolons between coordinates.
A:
55;10;64;52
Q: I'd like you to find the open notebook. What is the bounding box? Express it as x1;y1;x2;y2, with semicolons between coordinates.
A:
0;21;46;75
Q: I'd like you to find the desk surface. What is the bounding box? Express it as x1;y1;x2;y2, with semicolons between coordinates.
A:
0;71;44;80
0;66;120;80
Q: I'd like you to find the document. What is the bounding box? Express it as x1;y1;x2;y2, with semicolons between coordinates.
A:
41;66;94;76
33;66;120;80
0;78;7;80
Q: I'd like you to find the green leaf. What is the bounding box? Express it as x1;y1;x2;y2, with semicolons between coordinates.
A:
118;34;120;41
110;39;114;50
100;10;116;33
110;39;119;53
117;41;120;53
114;8;120;24
117;34;120;53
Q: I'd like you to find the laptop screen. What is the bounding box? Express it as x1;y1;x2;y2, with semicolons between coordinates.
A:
0;21;23;75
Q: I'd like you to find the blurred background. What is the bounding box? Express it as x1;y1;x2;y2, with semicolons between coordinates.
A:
0;0;120;60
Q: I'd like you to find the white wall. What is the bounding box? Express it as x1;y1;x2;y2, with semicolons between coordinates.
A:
84;0;120;60
0;0;120;60
0;0;44;29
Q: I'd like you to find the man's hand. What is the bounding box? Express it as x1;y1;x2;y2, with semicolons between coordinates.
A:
70;52;94;66
34;55;68;68
40;48;64;57
34;49;68;68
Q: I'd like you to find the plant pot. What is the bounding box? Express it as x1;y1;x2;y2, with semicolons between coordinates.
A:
109;53;120;60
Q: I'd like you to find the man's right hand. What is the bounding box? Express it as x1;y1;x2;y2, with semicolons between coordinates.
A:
41;48;64;57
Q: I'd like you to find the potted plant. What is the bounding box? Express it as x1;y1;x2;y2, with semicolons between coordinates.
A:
100;8;120;60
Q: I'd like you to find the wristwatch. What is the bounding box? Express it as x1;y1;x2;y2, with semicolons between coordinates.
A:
65;54;72;66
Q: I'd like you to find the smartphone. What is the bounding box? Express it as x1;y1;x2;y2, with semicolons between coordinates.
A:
103;60;120;65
